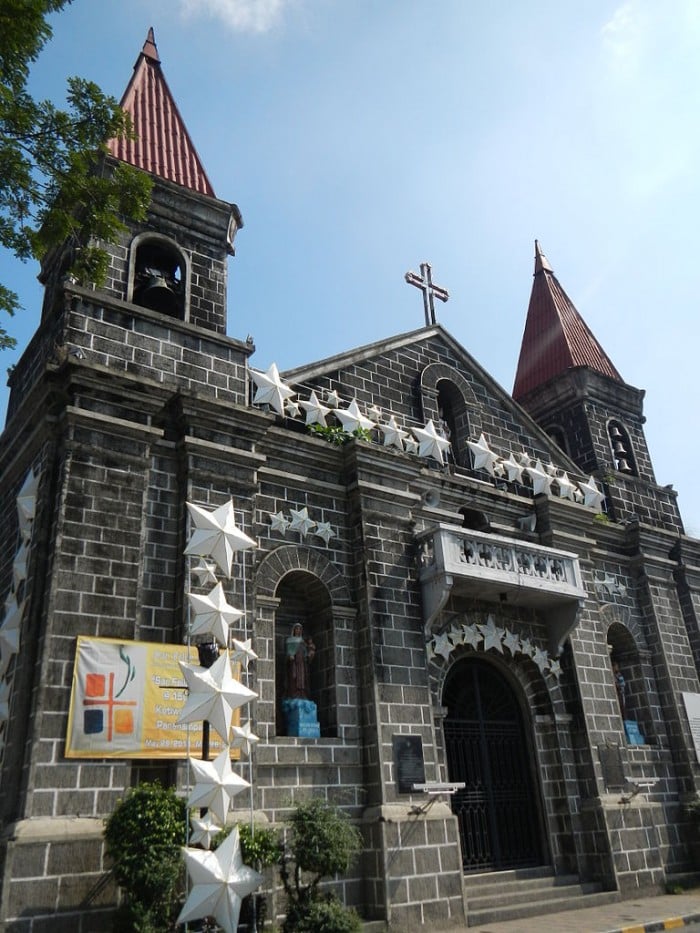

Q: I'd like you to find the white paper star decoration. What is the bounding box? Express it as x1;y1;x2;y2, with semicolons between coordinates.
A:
231;638;258;671
314;521;335;545
432;632;454;661
479;616;504;653
16;469;39;528
288;507;316;538
526;460;553;496
249;362;295;415
188;583;244;647
177;826;263;933
412;420;451;463
285;399;301;418
189;811;223;850
230;720;260;756
502;629;521;655
325;389;340;408
467;434;498;475
379;416;409;451
269;511;290;534
191;559;219;587
185;501;256;578
299;390;331;427
501;454;524;483
578;476;605;511
335;399;375;434
0;596;23;660
554;472;576;500
178;651;257;744
186;748;251;826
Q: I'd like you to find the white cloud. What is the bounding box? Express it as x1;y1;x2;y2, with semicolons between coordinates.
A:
600;1;649;78
178;0;291;34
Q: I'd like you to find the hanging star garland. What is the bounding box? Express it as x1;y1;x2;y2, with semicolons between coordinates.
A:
249;363;295;415
185;501;256;578
461;623;483;649
479;616;505;653
16;469;39;527
502;629;521;655
526;460;553;496
177;826;263;933
269;511;290;534
412;420;451;463
501;454;525;483
189;811;223;850
554;472;576;500
186;748;251;825
188;583;244;647
532;647;549;674
0;596;23;660
432;632;454;661
325;389;340;408
285;400;301;419
178;651;257;744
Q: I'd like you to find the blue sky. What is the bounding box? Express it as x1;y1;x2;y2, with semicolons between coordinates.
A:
2;0;698;534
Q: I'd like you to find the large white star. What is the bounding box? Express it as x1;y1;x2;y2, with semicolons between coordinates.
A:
230;721;260;757
177;826;263;933
479;616;504;653
299;390;331;427
379;416;409;451
314;521;335;545
185;501;256;578
532;647;550;674
178;651;257;744
188;583;244;647
285;400;301;419
186;748;251;826
467;434;498;475
325;389;340;408
189;811;223;850
461;623;482;649
554;472;576;500
526;460;553;496
335;399;375;434
249;363;295;415
578;476;605;511
412;420;451;463
501;455;524;483
288;507;315;538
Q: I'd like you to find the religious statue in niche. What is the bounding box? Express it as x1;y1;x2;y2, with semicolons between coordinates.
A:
613;662;626;718
281;623;320;738
612;659;645;745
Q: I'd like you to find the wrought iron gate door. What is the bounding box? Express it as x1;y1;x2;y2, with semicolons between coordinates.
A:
443;659;543;872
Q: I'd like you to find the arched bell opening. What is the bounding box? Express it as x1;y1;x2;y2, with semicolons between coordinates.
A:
129;235;188;318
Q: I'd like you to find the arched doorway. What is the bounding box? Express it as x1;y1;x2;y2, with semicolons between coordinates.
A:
443;657;544;872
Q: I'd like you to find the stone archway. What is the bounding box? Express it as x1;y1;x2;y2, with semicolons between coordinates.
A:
443;656;545;872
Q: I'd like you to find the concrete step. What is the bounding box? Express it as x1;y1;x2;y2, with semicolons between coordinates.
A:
464;865;555;888
468;880;603;911
466;887;620;927
464;869;581;899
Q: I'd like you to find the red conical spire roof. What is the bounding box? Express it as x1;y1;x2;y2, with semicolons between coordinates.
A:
107;28;215;196
512;241;622;400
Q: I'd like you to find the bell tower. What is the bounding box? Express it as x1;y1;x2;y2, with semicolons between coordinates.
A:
513;242;682;531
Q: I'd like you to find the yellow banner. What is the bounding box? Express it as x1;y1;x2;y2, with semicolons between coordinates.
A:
65;636;233;758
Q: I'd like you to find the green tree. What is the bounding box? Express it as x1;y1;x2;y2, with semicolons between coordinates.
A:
281;799;363;933
103;782;186;933
0;0;151;349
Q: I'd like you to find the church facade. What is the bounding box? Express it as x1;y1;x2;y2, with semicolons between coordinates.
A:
0;32;699;931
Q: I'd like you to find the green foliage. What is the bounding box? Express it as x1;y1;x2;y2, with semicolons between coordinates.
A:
281;799;363;932
0;0;152;348
308;424;373;446
103;782;186;933
285;894;362;933
214;821;282;869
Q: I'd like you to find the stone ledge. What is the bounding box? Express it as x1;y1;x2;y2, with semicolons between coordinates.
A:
362;802;454;822
3;816;104;843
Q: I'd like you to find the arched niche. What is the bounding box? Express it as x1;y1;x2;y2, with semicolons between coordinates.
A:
420;363;476;467
128;233;190;319
607;621;653;742
274;570;336;737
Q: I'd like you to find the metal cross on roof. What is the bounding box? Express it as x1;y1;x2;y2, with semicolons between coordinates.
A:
405;262;449;326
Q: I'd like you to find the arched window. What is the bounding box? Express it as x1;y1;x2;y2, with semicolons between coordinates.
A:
607;622;652;743
435;378;471;467
128;234;189;319
547;426;568;455
607;420;637;476
275;570;336;738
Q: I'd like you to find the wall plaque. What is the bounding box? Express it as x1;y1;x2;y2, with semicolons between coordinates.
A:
682;692;700;763
393;734;426;794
